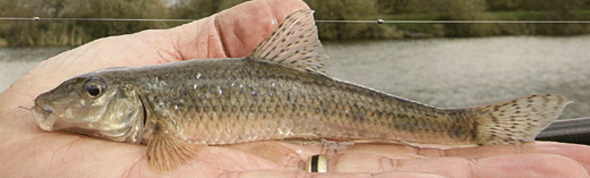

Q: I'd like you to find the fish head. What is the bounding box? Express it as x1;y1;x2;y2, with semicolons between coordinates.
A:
32;73;145;143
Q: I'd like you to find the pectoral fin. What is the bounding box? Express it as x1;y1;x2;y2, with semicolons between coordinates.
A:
146;132;204;173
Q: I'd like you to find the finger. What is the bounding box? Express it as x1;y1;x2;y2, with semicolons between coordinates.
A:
223;141;321;167
221;169;448;178
331;153;471;177
472;153;589;178
215;0;310;58
224;170;369;178
529;142;590;174
168;0;309;60
420;141;590;174
329;152;589;177
340;141;590;173
334;143;421;159
126;143;312;176
0;130;145;177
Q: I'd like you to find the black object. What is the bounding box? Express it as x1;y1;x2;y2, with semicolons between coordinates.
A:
536;118;590;145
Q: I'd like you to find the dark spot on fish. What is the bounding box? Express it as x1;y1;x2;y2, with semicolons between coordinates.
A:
510;115;517;119
493;105;500;112
154;122;162;132
491;114;499;123
194;104;202;112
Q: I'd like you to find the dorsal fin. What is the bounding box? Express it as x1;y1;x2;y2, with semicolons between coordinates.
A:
249;9;327;75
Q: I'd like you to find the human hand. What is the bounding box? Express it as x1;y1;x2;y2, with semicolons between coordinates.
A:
1;0;589;177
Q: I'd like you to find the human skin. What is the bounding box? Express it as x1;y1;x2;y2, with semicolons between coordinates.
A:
1;0;590;177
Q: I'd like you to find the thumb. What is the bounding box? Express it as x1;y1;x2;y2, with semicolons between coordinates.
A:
167;0;310;60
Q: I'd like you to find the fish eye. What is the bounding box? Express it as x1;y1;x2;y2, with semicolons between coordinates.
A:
85;84;101;96
82;77;106;97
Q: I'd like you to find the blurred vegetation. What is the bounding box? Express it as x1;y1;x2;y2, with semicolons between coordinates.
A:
306;0;401;39
0;0;589;46
379;0;590;38
0;0;168;46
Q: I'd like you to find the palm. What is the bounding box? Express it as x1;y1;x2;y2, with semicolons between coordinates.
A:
1;0;589;177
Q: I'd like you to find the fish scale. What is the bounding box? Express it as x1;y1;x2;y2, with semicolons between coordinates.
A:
32;10;572;173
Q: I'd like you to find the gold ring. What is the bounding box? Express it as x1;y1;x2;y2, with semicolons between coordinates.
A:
305;154;328;173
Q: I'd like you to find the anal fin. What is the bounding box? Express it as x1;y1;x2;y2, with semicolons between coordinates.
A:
146;132;204;173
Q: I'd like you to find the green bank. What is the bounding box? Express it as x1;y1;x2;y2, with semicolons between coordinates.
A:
1;0;589;46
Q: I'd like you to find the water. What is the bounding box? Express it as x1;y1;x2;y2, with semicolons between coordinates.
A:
1;36;588;119
0;47;70;92
324;35;590;120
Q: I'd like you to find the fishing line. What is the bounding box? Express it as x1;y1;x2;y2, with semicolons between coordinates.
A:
317;19;590;24
1;17;589;24
0;17;194;22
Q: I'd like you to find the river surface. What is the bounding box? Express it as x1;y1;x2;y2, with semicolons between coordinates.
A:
1;35;589;119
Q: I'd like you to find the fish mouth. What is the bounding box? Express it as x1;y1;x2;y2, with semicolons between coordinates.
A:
32;104;60;131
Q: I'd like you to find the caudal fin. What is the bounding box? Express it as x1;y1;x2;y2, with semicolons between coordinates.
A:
472;94;572;145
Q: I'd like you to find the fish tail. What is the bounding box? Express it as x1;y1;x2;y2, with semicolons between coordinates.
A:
472;94;572;145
